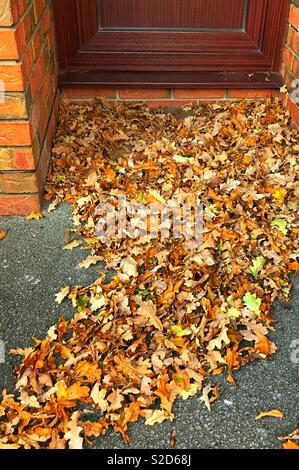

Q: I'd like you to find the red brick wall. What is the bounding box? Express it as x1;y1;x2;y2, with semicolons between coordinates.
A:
62;87;279;108
281;0;299;127
0;0;58;215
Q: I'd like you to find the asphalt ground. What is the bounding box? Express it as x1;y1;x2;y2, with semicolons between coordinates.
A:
0;202;298;449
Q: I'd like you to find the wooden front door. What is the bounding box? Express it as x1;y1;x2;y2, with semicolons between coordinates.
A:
54;0;289;88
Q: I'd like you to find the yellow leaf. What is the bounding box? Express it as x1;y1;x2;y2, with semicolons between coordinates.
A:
272;188;287;203
255;409;285;420
145;410;173;426
180;383;199;400
26;212;43;220
63;240;82;250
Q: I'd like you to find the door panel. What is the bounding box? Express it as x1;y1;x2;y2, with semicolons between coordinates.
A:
99;0;246;31
53;0;289;87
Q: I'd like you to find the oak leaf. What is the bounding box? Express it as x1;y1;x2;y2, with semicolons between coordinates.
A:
55;286;70;304
137;301;163;331
91;384;108;412
145;410;173;426
65;412;83;449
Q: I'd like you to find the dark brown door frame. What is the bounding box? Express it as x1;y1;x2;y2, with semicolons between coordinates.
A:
53;0;290;88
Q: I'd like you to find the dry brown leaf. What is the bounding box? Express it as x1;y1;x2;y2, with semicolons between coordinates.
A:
137;301;163;331
78;255;102;269
283;440;299;449
65;412;83;449
55;286;70;304
0;230;7;241
255;409;285;420
91;384;108;412
48;197;61;213
63;240;82;250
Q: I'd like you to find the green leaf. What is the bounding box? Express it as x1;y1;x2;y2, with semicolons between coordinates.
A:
136;192;144;202
173;154;195;164
170;325;192;337
137;288;150;297
227;307;241;320
77;294;90;312
243;292;261;315
280;85;288;94
249;256;266;279
271;218;288;235
174;374;184;383
54;175;65;184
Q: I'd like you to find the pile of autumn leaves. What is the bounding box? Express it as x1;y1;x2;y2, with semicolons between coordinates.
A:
0;97;298;449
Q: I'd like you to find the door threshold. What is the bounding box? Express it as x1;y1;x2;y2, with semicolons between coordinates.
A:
59;71;283;89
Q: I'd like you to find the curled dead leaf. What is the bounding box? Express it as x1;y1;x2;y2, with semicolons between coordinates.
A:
256;409;285;420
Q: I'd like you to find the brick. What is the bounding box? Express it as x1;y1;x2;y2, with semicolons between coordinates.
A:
293;29;299;53
0;171;38;193
13;149;36;170
173;89;225;99
119;88;169;99
10;0;29;24
36;138;52;189
30;49;46;99
0;147;35;170
63;88;117;99
292;56;299;76
0;121;32;146
47;26;56;51
0;93;27;118
22;5;35;42
281;64;296;87
287;28;295;50
0;0;58;214
145;100;197;108
0;194;41;215
289;5;299;30
285;94;299;128
30;99;42;133
0;29;19;59
40;72;51;104
283;45;294;70
40;7;51;35
38;105;50;142
0;0;13;26
226;89;279;98
32;29;43;62
0;64;24;91
33;0;46;24
22;42;34;82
